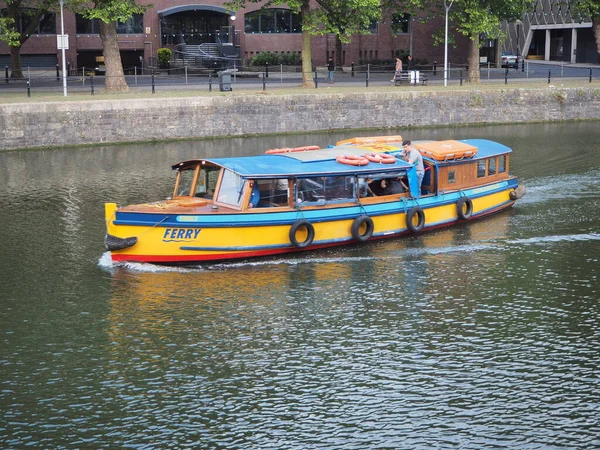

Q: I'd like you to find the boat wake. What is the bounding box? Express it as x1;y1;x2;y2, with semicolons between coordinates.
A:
98;232;600;273
518;169;600;205
506;232;600;246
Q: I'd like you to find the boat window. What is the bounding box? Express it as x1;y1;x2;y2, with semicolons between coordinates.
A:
296;176;355;203
257;179;289;207
195;167;220;198
175;168;195;196
488;157;497;175
448;170;456;184
498;155;507;173
477;160;486;178
216;169;245;207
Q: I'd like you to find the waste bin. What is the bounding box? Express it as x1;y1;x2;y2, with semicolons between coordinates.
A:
218;70;232;92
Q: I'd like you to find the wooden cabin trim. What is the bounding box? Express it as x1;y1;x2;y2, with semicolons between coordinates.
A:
436;154;510;191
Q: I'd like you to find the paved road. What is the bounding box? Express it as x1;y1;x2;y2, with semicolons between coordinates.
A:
1;61;598;96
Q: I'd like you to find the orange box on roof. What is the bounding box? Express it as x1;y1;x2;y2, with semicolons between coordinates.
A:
414;140;478;161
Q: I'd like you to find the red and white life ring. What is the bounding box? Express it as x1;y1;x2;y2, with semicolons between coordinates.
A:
336;155;370;166
364;152;397;164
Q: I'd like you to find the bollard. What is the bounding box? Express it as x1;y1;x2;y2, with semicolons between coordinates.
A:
5;66;8;83
209;73;212;92
365;70;369;88
522;59;525;72
548;70;551;84
314;68;318;88
460;70;463;86
590;68;593;83
262;72;266;91
505;68;508;84
67;62;70;76
351;62;355;77
265;62;269;78
56;64;60;81
90;75;94;95
433;61;437;76
152;73;155;93
27;79;31;97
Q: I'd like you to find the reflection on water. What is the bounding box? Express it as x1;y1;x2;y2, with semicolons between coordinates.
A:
1;122;599;448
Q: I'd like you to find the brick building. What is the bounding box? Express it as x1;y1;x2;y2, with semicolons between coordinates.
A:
0;1;470;71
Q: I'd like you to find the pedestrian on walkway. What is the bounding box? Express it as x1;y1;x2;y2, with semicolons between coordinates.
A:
391;57;403;82
327;58;335;84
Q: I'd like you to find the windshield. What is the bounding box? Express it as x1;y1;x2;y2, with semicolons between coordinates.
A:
216;169;245;207
195;166;220;198
175;169;195;196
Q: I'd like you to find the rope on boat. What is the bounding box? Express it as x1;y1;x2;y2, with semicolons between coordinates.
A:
135;216;170;239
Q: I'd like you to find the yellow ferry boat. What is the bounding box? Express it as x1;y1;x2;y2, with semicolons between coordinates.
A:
104;136;525;264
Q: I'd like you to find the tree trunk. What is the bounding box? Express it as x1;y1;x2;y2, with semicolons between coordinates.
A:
99;21;129;92
300;0;313;88
593;15;600;64
10;45;24;79
335;36;343;68
467;33;480;84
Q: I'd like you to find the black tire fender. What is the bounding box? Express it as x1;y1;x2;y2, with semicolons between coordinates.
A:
406;207;425;233
351;215;374;242
289;219;315;248
456;197;473;220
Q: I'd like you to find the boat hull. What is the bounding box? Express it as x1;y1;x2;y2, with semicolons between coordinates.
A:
105;180;518;265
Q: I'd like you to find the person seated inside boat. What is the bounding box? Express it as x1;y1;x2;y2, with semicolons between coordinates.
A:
248;181;261;208
274;178;288;204
358;178;376;197
370;177;407;196
383;177;408;195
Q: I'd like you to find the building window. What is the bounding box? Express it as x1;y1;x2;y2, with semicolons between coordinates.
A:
76;14;99;34
245;8;301;34
76;13;143;34
367;20;378;34
477;160;487;178
498;155;506;173
116;14;143;34
391;13;410;35
1;9;56;34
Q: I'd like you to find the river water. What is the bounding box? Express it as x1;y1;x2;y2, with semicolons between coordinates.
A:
1;122;599;449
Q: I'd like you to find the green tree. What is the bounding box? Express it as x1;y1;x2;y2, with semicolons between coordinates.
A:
0;0;56;78
226;0;313;87
69;0;149;91
450;0;525;83
303;0;382;68
226;0;382;87
384;0;527;83
568;0;600;63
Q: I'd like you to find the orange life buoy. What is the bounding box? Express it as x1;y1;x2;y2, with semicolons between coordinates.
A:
336;155;370;166
265;145;319;154
292;145;320;152
363;152;397;164
265;147;294;154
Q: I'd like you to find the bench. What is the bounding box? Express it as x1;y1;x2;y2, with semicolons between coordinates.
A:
394;71;428;86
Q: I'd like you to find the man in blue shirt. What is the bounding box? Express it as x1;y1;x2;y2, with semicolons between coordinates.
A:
402;140;424;196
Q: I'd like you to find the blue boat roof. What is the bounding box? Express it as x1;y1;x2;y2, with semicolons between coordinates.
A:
173;139;511;178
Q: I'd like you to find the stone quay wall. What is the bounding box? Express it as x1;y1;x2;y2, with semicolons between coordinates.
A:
1;87;599;151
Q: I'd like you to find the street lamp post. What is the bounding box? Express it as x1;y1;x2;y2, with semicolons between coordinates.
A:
59;0;67;96
444;0;454;87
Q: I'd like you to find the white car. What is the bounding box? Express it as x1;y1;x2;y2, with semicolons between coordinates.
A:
501;51;520;68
